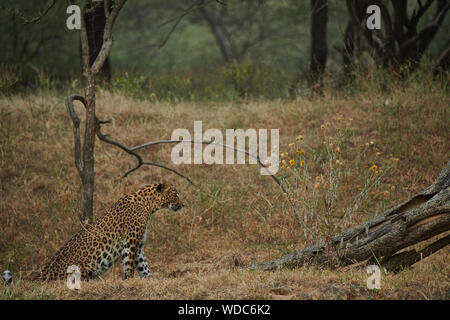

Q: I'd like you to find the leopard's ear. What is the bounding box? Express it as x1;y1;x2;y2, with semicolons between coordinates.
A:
156;183;164;193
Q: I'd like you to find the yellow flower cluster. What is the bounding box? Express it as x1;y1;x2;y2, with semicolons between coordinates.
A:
279;130;307;170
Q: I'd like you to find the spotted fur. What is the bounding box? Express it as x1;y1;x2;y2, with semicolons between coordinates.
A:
5;183;183;283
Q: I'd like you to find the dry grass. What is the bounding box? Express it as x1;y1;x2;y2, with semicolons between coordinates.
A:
0;77;449;299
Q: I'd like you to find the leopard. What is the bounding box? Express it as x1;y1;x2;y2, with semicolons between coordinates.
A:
2;183;183;285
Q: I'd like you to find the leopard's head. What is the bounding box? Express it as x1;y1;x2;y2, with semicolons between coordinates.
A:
155;183;184;211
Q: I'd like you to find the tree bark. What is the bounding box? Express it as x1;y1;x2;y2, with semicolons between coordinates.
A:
308;0;328;90
249;161;450;273
84;0;112;82
79;77;96;224
341;1;367;77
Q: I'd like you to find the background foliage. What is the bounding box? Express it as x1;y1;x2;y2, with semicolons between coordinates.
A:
1;0;448;98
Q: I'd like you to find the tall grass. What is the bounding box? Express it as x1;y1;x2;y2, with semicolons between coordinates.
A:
0;67;448;299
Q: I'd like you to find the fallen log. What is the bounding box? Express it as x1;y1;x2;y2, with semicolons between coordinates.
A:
249;161;450;272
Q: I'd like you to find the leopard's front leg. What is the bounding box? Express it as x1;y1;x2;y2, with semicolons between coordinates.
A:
136;243;152;278
121;236;139;280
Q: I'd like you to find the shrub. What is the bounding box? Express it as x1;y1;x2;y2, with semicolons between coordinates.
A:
112;72;148;100
278;117;398;245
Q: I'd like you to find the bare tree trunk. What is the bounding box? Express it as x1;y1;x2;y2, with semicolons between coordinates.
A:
79;77;97;223
84;0;112;82
249;161;450;273
342;21;356;76
67;0;126;224
340;1;366;77
308;0;328;90
198;6;237;64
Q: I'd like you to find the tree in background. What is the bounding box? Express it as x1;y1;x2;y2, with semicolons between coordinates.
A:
344;0;449;75
197;1;237;64
308;0;328;91
84;0;112;82
1;0;447;95
340;0;366;77
0;0;76;86
190;0;284;65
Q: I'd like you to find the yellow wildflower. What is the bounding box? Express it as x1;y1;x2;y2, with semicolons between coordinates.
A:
370;162;377;172
289;159;295;166
299;160;305;166
296;149;304;155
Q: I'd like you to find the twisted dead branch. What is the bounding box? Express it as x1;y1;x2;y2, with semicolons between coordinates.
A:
67;95;286;194
66;94;193;185
95;121;196;185
96;124;287;193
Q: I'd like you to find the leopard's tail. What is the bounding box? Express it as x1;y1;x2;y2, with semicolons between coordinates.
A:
2;269;42;285
2;270;12;286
